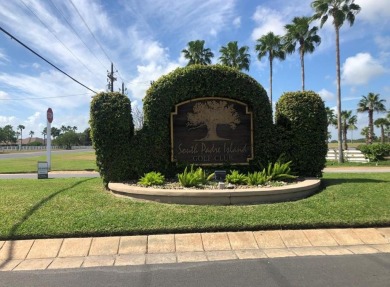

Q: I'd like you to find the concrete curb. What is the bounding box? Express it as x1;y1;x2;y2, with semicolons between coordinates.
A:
108;179;321;205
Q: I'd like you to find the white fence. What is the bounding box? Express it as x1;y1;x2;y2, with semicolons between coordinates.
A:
326;149;369;163
0;146;92;152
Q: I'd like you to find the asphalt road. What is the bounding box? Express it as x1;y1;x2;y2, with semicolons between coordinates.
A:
1;254;389;287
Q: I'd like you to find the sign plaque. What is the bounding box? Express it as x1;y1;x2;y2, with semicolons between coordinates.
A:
37;161;48;179
171;97;253;165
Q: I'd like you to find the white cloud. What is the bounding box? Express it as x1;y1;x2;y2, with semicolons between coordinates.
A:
375;36;390;50
318;89;335;101
0;116;16;125
342;53;387;85
355;0;390;24
128;61;180;101
251;7;285;40
233;17;241;28
0;91;10;100
0;50;9;64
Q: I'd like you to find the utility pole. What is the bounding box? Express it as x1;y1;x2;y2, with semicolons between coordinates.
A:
107;62;117;92
120;82;127;95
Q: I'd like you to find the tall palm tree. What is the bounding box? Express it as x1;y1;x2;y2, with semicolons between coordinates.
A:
348;115;358;144
357;93;387;144
339;110;356;150
255;32;286;106
283;16;321;91
219;41;250;71
29;130;34;143
182;40;214;66
325;106;336;143
374;117;390;143
17;124;25;147
42;127;47;145
311;0;361;162
361;127;369;144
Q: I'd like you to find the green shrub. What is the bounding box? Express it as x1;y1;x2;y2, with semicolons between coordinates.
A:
358;143;390;161
263;161;297;181
275;91;327;177
226;170;248;185
178;165;215;187
89;92;135;186
247;171;270;186
138;171;165;186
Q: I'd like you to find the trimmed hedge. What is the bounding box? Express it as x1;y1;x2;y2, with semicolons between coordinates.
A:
275;91;327;177
130;65;274;177
89;92;135;186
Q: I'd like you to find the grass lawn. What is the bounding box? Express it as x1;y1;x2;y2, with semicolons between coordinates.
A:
0;151;97;173
0;172;389;240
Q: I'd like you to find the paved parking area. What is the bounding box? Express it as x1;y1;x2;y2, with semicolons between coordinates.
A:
1;228;389;272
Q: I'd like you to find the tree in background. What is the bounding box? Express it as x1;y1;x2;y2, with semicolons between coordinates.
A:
374;117;390;143
17;124;25;147
28;130;34;143
255;32;286;107
51;127;61;139
0;125;17;144
312;0;361;162
357;92;387;144
338;110;357;150
218;41;250;71
182;40;214;66
348;116;358;144
54;131;79;150
283;16;321;91
42;127;47;145
325;107;336;143
361;127;370;144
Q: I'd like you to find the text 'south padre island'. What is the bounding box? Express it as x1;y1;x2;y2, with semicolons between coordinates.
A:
171;98;253;165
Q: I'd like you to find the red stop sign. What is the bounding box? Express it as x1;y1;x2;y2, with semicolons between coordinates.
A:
47;108;53;123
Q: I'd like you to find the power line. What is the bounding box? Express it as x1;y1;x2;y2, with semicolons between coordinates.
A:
46;0;108;73
67;0;128;90
0;26;97;94
68;0;112;64
19;0;96;77
0;93;92;101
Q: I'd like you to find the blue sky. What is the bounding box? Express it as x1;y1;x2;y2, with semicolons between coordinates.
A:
0;0;389;141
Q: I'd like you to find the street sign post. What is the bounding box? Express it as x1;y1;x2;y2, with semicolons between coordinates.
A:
47;108;53;169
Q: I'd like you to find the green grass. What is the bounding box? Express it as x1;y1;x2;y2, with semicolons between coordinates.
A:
326;160;390;167
0;151;97;173
0;173;389;240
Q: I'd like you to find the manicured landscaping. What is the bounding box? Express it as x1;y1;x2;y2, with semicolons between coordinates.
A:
0;151;97;173
0;172;389;240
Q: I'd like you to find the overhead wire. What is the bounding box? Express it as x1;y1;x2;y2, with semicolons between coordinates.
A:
67;0;128;86
19;0;97;78
0;93;93;100
46;0;108;75
0;26;97;94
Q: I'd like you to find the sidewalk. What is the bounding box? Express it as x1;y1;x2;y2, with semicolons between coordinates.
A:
1;228;389;272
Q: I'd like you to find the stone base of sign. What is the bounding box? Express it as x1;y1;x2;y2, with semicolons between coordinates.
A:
108;179;321;205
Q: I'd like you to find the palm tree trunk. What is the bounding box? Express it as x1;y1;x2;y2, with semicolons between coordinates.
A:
301;49;305;91
343;127;348;150
335;26;343;162
269;57;273;108
368;109;373;144
381;125;385;143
